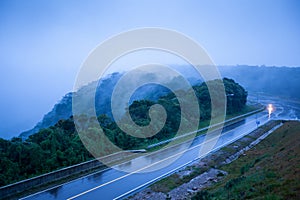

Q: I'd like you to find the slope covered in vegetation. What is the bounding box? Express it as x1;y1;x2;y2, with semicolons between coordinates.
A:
192;121;300;200
0;78;247;186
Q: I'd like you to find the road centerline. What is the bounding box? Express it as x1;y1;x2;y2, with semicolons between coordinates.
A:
67;114;268;200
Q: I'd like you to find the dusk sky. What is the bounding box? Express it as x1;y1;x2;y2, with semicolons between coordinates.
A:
0;0;300;139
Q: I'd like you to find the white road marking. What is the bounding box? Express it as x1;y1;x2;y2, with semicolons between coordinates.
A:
114;118;283;200
21;111;265;200
67;114;269;200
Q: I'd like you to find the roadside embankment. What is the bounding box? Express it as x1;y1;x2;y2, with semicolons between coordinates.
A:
0;108;264;200
128;120;284;200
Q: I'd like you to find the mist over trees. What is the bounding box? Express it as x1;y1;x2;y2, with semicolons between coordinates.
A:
19;65;299;140
174;65;300;99
0;78;247;186
219;65;300;99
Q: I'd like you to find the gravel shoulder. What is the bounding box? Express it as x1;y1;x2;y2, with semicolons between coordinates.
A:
128;120;282;200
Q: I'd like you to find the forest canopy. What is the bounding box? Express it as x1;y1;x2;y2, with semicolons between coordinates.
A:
0;78;247;186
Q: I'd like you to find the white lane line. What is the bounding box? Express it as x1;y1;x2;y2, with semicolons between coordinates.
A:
67;114;269;200
20;111;265;200
19;168;113;200
148;108;264;148
113;115;280;200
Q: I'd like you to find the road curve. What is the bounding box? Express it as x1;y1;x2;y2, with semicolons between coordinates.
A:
22;100;297;200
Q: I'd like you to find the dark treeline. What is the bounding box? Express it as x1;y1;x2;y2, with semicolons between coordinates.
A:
0;78;247;186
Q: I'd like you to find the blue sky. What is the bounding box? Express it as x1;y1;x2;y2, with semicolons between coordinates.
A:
0;0;299;139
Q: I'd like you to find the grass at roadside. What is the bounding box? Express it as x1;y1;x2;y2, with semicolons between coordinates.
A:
151;166;208;193
193;121;300;200
9;105;261;200
148;120;281;194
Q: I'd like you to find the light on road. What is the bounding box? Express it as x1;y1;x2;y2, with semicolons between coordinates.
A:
267;104;273;119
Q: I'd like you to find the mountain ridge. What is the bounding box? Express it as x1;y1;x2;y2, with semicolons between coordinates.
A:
19;65;300;139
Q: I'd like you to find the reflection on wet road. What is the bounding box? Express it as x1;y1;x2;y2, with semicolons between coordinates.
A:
22;98;299;200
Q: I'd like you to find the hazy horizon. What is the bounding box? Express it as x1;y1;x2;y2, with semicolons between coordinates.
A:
2;64;299;139
1;0;300;139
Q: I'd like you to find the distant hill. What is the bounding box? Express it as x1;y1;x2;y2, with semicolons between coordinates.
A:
19;71;189;139
19;65;300;139
19;92;73;139
173;65;300;99
20;73;123;139
219;65;300;100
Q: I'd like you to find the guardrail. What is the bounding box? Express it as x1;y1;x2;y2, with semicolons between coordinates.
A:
147;107;265;149
0;149;147;199
0;158;104;199
0;108;264;199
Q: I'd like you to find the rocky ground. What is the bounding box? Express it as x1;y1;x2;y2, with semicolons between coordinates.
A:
128;120;281;200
